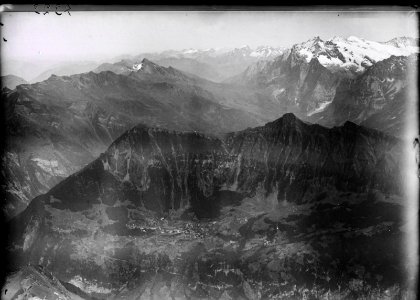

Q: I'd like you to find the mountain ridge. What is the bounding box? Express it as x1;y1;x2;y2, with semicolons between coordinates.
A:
9;111;402;222
1;61;265;219
308;54;418;136
6;112;407;299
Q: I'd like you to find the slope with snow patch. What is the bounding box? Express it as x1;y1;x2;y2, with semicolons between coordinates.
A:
293;36;418;75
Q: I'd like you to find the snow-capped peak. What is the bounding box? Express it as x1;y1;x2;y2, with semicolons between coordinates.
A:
293;35;419;74
132;62;143;70
298;36;324;48
293;37;328;63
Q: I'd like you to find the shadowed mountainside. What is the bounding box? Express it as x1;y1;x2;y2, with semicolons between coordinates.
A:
6;113;411;299
1;59;270;219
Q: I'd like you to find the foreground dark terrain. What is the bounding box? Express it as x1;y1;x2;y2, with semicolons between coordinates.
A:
3;113;414;299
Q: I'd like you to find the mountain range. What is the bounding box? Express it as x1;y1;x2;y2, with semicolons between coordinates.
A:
91;45;286;82
2;36;418;220
1;34;418;299
309;54;418;137
2;58;285;219
230;36;418;134
5;113;409;299
2;45;286;84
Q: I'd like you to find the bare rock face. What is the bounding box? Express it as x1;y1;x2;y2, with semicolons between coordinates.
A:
233;47;343;118
233;38;417;137
6;114;410;299
1;265;86;300
309;54;418;136
1;61;263;219
3;46;415;220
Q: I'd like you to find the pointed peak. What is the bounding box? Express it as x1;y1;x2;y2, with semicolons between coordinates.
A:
295;36;325;50
281;112;297;121
265;113;303;129
131;58;186;79
307;36;323;43
133;58;166;73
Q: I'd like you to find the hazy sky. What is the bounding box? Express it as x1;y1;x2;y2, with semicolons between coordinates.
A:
1;10;418;64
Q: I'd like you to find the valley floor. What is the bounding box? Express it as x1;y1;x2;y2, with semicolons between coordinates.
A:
2;189;415;300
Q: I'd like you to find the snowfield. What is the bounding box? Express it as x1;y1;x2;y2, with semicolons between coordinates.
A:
294;36;418;73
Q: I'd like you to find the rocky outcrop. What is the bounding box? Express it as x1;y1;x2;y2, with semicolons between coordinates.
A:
309;55;418;136
1;265;87;300
4;43;416;219
5;114;407;299
230;44;344;117
10;113;402;220
231;38;417;136
1;61;263;218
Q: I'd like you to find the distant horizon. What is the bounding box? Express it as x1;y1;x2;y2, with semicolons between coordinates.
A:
1;11;418;63
1;10;418;81
2;34;418;63
3;34;418;66
1;33;418;71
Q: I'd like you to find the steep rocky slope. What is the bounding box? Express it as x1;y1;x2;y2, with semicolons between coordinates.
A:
231;37;417;136
1;59;265;219
4;37;415;219
6;114;411;299
309;54;418;136
236;36;418;84
230;49;342;118
1;266;86;300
